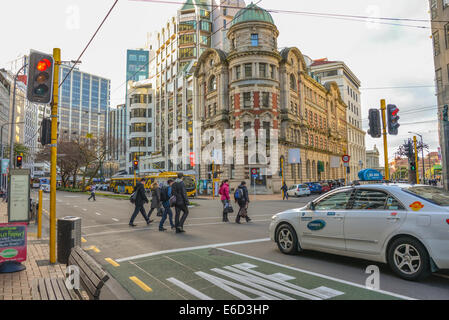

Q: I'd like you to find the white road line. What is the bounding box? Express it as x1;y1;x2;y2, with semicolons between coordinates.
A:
82;214;273;229
217;248;415;301
112;218;119;222
83;208;87;211
73;205;78;208
83;219;271;237
116;238;270;263
95;212;101;216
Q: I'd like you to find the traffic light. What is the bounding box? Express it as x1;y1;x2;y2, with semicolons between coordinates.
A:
40;118;52;146
133;160;139;170
387;104;400;135
27;50;54;104
368;109;381;138
410;162;416;172
16;155;23;168
443;105;449;122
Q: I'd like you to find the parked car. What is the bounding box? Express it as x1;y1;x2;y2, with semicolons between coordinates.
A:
287;184;311;197
270;184;449;281
320;183;331;193
305;182;322;194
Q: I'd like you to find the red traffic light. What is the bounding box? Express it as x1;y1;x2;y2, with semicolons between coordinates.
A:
392;108;399;116
36;58;52;71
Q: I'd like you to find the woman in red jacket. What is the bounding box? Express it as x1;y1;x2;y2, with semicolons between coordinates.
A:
218;180;230;222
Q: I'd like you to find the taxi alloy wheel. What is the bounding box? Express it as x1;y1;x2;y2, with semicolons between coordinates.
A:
276;224;298;255
388;237;431;281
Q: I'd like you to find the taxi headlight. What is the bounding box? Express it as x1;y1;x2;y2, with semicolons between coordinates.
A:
272;214;279;221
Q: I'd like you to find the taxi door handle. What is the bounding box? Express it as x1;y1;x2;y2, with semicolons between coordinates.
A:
387;217;400;221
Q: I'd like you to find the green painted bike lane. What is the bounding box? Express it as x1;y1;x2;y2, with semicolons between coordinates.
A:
104;248;410;300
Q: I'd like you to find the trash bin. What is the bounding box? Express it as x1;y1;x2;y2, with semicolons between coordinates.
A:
57;216;82;265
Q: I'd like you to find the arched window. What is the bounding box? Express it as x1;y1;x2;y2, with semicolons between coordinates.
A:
306;160;311;180
290;74;296;90
208;75;216;91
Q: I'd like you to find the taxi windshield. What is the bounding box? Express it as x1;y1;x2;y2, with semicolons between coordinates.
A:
403;186;449;206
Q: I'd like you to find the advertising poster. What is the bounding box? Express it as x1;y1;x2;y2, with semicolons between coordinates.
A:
0;223;27;264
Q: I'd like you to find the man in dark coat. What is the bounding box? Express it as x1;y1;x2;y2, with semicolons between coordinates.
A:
129;178;152;227
235;181;251;224
171;173;190;233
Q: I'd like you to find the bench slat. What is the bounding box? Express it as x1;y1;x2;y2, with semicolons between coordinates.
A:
70;249;102;287
38;279;48;300
69;251;101;298
44;278;56;300
31;279;40;300
74;247;109;282
50;278;64;300
56;278;74;300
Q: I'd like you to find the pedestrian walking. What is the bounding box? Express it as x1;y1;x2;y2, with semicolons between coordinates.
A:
88;185;96;201
147;182;161;220
159;179;175;231
281;182;288;200
218;180;231;222
235;181;251;224
172;173;190;233
129;178;152;227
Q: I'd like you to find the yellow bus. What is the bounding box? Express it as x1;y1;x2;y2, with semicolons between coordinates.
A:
110;172;197;197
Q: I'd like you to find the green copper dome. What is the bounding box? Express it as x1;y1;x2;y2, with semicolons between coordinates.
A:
230;2;274;27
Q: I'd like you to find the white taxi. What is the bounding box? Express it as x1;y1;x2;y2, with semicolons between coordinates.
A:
269;184;449;281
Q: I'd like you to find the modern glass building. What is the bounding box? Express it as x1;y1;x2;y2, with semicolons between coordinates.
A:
59;63;111;140
126;49;150;82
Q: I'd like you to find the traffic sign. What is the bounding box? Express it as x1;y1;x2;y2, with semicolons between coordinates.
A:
342;155;350;163
251;168;257;175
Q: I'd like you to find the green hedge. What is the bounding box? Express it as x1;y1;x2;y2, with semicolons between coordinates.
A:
56;187;83;192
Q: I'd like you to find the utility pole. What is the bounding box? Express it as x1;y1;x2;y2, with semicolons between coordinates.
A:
380;100;389;181
49;48;61;264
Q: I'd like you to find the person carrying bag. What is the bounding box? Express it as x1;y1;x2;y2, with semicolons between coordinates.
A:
219;180;232;222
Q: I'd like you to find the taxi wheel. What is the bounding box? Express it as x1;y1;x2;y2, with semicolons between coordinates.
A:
276;224;299;255
387;237;431;281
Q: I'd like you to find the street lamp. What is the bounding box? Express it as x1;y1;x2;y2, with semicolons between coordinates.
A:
408;131;426;184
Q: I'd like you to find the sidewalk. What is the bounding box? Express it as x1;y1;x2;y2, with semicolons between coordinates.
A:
0;202;66;300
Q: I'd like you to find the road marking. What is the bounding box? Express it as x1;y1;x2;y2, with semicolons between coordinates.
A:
105;258;120;267
73;205;78;208
83;208;87;211
167;277;213;300
83;219;271;237
116;238;270;263
81;237;87;243
112;218;119;222
86;245;100;253
129;276;152;292
95;212;101;216
217;248;415;301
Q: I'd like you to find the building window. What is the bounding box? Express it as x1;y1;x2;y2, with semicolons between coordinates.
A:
444;0;449;9
235;66;241;79
243;92;251;108
262;92;269;107
436;68;443;93
431;0;438;19
259;63;267;77
251;34;259;46
290;74;296;90
270;65;275;79
244;63;252;78
208;75;217;91
433;31;441;56
223;19;227;29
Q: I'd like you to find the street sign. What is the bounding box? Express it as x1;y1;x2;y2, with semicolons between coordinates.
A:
342;155;350;163
0;223;27;265
344;162;349;168
251;168;257;175
8;169;30;223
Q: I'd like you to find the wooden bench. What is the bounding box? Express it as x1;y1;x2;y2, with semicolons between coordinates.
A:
32;246;109;300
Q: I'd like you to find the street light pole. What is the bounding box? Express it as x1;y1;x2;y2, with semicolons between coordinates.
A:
9;63;28;168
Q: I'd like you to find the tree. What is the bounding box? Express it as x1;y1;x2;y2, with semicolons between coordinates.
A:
5;143;30;160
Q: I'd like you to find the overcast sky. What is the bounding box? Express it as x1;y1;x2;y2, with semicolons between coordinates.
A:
0;0;438;165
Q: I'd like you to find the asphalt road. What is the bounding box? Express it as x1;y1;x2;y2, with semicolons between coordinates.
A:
31;190;449;300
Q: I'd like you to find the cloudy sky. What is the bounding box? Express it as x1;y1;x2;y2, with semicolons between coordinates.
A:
0;0;438;165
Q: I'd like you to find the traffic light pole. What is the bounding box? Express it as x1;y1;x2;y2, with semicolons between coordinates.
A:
380;100;390;181
413;136;420;184
49;48;61;264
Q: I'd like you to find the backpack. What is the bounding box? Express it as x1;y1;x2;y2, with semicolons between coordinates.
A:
160;186;169;202
234;188;243;201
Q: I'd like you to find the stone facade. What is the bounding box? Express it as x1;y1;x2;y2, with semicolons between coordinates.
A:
194;4;348;193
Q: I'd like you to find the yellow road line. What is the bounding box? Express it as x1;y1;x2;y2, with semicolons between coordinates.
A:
129;276;152;292
81;237;87;243
105;258;120;267
86;245;100;253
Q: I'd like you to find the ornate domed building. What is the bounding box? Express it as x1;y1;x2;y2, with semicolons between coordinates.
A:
194;3;348;193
